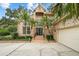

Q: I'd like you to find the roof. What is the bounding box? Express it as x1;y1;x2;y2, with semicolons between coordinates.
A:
33;4;46;13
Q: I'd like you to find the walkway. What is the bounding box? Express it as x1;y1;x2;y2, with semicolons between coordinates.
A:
32;36;47;43
0;43;79;56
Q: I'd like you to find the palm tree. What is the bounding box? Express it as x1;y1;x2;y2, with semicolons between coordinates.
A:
11;5;30;39
21;10;30;39
41;15;53;38
50;3;79;23
30;18;36;28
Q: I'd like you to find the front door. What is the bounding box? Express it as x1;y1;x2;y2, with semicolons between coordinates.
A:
36;28;43;35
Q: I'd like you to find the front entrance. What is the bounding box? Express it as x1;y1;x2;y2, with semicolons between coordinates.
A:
36;28;43;35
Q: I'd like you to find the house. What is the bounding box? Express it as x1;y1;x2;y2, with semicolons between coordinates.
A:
17;4;53;39
17;3;79;52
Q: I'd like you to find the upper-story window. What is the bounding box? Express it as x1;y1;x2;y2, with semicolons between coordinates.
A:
36;12;44;16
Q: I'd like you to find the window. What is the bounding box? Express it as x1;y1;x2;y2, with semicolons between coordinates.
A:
23;27;26;34
26;26;31;34
23;26;31;34
36;12;43;16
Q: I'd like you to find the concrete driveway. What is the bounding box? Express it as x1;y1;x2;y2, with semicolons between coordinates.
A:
0;42;79;56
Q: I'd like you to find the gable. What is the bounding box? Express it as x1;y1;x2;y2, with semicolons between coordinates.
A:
33;4;46;13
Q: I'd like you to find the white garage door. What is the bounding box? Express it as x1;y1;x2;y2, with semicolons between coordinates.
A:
58;27;79;52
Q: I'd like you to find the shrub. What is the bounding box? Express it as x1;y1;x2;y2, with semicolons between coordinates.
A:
0;29;10;36
18;36;32;41
17;36;25;39
11;32;18;39
7;25;17;33
46;35;54;41
0;35;12;40
25;36;32;41
11;32;32;41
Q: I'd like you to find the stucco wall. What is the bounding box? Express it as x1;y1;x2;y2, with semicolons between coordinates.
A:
17;21;24;36
54;18;79;52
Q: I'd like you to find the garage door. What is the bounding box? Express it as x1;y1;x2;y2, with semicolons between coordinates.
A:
58;27;79;52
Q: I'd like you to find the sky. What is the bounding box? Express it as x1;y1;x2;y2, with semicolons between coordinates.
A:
0;3;51;19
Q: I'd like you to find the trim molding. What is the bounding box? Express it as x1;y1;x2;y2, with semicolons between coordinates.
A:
56;24;79;30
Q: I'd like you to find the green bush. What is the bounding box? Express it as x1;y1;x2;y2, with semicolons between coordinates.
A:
17;36;25;39
25;36;32;41
0;29;10;36
11;32;32;41
46;35;54;41
11;32;18;39
0;35;12;40
18;36;32;41
7;25;17;33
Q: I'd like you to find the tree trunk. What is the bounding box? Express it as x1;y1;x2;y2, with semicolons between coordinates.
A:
25;21;27;39
46;25;51;35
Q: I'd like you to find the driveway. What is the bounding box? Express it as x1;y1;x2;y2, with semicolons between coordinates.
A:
0;42;79;56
